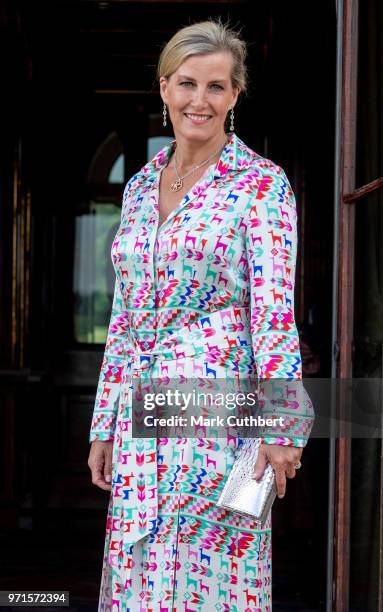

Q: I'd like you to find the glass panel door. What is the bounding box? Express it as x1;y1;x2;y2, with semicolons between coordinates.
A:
73;201;121;343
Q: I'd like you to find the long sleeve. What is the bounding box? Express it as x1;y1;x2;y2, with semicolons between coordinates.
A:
89;277;132;442
244;165;314;447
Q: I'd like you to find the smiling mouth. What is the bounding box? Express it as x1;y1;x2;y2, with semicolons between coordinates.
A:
184;113;212;122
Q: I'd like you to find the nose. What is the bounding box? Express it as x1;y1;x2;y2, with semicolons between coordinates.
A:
191;85;208;109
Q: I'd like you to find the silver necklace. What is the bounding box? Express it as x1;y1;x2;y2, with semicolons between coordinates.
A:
170;135;229;192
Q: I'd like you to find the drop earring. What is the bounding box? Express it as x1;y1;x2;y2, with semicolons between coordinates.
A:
163;102;167;127
229;107;235;132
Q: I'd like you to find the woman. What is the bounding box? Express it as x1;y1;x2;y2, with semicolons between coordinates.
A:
88;19;313;611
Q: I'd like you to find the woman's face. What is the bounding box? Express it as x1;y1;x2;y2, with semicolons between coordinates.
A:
159;51;240;143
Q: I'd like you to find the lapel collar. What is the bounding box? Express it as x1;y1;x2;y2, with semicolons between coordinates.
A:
140;131;256;183
138;132;258;233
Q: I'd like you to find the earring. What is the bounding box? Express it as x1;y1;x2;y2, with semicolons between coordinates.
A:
229;107;235;132
163;102;167;127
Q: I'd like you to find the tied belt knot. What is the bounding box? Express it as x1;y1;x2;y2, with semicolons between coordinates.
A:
132;350;162;372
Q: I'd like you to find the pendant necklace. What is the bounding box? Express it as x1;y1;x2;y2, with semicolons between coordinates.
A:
169;135;229;192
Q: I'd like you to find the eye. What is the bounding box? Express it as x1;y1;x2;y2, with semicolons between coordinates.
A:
211;84;224;90
180;81;194;87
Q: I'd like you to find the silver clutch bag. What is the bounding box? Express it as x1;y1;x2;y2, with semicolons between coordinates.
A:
216;438;277;526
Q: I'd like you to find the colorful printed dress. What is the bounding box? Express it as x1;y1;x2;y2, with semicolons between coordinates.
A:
89;132;314;611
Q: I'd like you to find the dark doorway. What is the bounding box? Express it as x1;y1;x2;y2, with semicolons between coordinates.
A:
0;1;335;609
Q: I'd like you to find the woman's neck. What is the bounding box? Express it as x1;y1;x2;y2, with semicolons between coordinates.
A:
171;131;228;173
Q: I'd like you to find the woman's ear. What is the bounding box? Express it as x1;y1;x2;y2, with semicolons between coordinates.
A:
232;86;240;108
159;76;168;105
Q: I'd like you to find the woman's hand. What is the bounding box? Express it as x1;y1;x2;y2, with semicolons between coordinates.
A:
88;441;113;491
252;443;303;498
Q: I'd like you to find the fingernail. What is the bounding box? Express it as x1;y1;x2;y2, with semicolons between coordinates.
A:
105;475;111;483
278;494;284;498
253;473;258;479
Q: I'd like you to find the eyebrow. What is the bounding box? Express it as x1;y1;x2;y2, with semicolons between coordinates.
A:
177;74;227;84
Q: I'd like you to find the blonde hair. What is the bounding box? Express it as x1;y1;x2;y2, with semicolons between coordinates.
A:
156;18;248;94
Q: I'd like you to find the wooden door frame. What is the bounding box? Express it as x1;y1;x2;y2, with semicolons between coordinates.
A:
332;0;383;609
